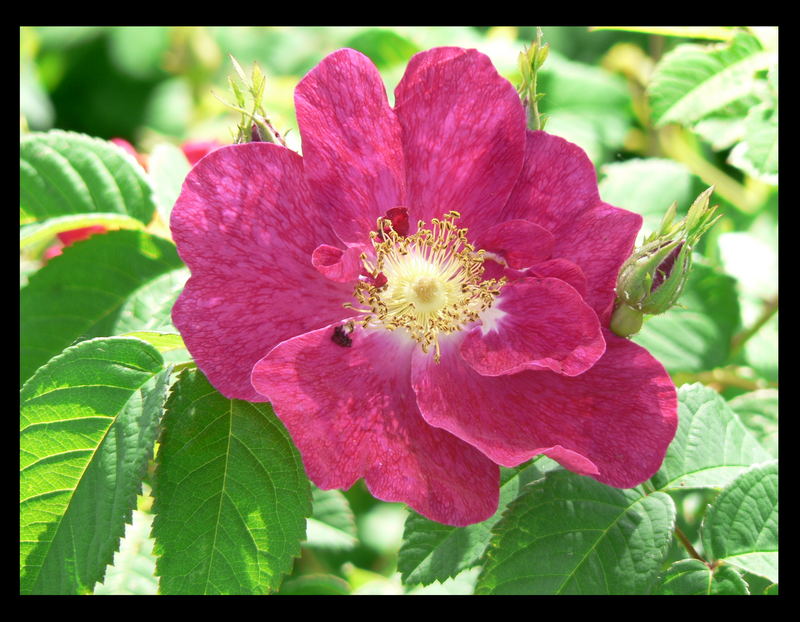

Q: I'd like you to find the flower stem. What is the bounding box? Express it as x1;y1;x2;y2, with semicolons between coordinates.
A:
674;525;710;567
730;295;778;358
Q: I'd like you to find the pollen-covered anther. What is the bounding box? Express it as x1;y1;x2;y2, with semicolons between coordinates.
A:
351;211;505;361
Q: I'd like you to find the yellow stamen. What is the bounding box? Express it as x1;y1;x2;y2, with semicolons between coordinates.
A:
351;211;505;362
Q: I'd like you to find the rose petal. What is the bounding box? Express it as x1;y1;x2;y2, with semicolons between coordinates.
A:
311;243;365;283
394;48;526;232
171;143;353;401
461;277;605;377
528;258;588;298
502;131;641;323
295;48;406;243
474;219;554;269
252;323;500;526
413;329;677;488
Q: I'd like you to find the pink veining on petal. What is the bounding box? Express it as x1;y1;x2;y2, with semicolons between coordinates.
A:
295;48;406;244
461;277;605;377
413;329;677;488
394;48;526;232
252;323;500;526
171;143;353;401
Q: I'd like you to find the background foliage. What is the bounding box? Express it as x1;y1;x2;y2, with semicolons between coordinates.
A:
20;26;777;595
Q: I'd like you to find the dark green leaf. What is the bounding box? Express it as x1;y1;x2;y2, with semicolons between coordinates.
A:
702;460;777;583
655;559;749;595
652;384;771;491
399;459;559;586
278;574;351;595
20;337;166;594
20;230;183;386
152;369;311;594
475;470;675;595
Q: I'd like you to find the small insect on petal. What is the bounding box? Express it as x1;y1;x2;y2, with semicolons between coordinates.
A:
331;322;354;347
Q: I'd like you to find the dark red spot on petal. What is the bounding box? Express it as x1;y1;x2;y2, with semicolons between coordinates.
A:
384;207;409;236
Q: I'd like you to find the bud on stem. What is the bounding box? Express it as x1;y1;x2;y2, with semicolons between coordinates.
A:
611;187;721;338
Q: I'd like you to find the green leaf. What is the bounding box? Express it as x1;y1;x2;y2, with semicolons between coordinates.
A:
633;262;741;373
305;487;358;551
399;458;560;586
727;103;778;184
147;143;191;223
20;130;155;225
599;158;694;235
728;389;778;458
702;460;778;583
111;267;190;334
119;331;185;353
152;368;311;594
649;32;770;127
20;337;167;594
655;559;749;595
590;26;737;41
278;574;351;595
475;470;675;595
20;230;183;386
406;567;481;595
651;384;771;491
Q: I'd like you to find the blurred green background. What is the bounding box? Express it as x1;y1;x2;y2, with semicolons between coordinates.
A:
21;26;657;156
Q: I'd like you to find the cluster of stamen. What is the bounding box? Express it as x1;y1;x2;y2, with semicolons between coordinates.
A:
345;211;505;362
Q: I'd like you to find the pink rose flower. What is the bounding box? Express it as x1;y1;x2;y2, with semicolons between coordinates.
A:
171;48;677;526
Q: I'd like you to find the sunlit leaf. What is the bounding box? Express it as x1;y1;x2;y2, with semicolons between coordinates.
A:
20;230;183;386
152;369;310;594
651;384;771;491
20;130;155;225
20;337;166;594
649;32;769;127
702;460;778;583
475;470;675;595
305;487;358;551
590;26;736;41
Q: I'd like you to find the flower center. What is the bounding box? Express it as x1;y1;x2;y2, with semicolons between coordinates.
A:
347;211;504;361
